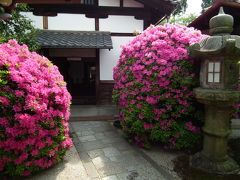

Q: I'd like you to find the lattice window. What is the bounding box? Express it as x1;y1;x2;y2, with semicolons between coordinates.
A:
207;61;221;83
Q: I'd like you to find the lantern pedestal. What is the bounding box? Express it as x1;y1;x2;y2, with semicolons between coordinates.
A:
190;88;240;174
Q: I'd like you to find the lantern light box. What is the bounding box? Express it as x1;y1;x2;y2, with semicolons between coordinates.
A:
208;61;221;83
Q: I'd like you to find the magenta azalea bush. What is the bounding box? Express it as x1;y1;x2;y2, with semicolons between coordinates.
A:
113;24;208;150
0;40;72;176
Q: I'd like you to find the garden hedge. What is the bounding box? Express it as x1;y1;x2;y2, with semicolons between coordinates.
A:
113;24;208;150
0;40;72;176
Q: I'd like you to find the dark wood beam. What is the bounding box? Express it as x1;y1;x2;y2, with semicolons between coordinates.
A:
34;12;58;16
15;0;98;6
30;4;152;19
111;33;135;36
86;14;108;18
14;0;83;4
135;15;150;20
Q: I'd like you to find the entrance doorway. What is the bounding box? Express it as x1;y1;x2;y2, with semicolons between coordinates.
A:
53;57;97;104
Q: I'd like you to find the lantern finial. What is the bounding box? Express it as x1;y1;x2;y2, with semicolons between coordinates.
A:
219;6;225;14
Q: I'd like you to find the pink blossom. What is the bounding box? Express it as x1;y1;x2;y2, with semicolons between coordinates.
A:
174;133;180;138
0;40;72;176
21;170;30;176
146;97;158;104
185;122;200;132
15;90;25;97
0;96;9;106
143;123;154;130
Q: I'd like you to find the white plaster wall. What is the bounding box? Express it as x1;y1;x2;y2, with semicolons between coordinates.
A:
48;14;95;31
99;15;143;33
123;0;144;7
100;36;135;80
20;12;43;29
99;0;120;7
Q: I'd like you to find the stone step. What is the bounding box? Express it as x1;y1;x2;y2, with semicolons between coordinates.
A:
70;105;118;118
70;116;115;121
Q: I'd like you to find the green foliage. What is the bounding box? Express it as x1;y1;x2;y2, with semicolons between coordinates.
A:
160;13;198;26
174;0;188;15
0;4;39;51
173;0;215;16
201;0;215;10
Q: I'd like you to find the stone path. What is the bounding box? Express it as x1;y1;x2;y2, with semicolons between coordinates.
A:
70;121;174;180
25;145;89;180
24;120;177;180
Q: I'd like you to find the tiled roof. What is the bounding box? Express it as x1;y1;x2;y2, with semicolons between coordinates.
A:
37;30;113;49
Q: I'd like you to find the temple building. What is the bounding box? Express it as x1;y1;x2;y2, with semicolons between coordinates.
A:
2;0;177;104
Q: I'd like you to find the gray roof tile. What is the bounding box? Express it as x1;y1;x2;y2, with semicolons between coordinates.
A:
37;30;113;49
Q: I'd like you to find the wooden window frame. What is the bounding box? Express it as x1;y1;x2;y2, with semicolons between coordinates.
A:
207;60;222;85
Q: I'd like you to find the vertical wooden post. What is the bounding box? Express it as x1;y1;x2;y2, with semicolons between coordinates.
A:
95;18;99;31
94;0;99;31
120;0;123;7
96;49;100;104
43;16;48;29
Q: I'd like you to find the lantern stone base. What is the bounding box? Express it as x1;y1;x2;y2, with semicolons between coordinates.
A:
190;152;240;174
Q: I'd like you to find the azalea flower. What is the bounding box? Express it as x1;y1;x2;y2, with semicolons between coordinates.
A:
0;40;72;176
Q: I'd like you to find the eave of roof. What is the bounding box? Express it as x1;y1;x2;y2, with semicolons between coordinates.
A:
37;30;113;49
136;0;178;15
2;0;178;16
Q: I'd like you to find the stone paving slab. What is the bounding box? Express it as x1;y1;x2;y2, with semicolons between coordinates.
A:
140;147;182;180
25;145;89;180
70;121;176;180
70;105;118;117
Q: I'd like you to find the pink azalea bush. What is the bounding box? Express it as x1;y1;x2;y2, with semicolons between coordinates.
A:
113;24;208;150
0;40;72;176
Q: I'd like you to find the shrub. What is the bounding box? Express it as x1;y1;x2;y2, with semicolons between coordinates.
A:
0;40;72;176
113;24;208;150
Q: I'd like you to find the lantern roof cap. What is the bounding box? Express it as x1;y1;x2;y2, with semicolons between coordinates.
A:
209;7;234;35
189;7;240;58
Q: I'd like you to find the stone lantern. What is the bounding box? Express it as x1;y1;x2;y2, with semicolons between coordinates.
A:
189;7;240;174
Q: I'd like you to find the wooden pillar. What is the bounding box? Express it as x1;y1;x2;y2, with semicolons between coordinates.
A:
96;49;100;104
43;16;48;29
95;18;99;31
120;0;123;7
